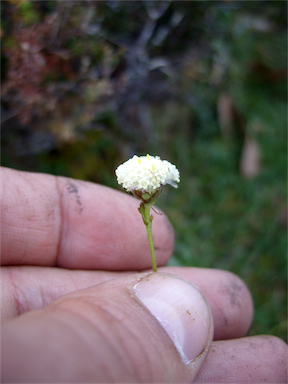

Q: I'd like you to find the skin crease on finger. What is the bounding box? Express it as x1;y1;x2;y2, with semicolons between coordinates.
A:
0;167;174;269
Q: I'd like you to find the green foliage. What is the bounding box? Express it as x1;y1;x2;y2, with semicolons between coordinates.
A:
17;0;40;25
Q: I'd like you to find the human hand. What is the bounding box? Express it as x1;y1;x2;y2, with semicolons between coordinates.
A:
1;167;287;383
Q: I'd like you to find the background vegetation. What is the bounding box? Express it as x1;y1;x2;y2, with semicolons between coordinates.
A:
1;1;287;342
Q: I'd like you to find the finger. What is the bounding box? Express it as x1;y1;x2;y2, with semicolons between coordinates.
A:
1;167;174;269
2;273;214;383
194;336;288;383
2;266;253;340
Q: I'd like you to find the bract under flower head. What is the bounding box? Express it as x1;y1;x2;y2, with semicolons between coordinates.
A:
115;154;180;194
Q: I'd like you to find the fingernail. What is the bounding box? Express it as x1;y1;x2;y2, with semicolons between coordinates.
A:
133;273;213;365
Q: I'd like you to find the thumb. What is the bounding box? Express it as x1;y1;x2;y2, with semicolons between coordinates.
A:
2;273;213;383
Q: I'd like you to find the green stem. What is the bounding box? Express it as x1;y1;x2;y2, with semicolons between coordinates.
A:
140;202;157;272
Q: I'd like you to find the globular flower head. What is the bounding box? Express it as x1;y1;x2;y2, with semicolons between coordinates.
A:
115;154;180;195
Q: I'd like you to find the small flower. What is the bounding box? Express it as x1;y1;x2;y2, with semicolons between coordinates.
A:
115;154;180;195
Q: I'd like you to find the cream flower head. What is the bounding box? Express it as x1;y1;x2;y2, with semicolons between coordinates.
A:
115;154;179;272
115;154;180;194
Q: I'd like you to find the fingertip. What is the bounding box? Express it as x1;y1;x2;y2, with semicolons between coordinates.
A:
196;335;288;383
152;208;175;266
214;270;254;339
57;177;174;270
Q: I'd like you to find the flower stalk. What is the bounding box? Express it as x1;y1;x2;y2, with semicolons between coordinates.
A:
133;188;162;272
139;202;157;272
